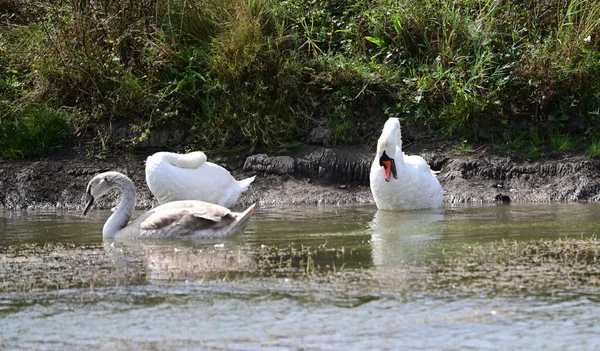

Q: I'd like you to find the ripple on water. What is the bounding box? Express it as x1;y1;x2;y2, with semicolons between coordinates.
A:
1;284;600;350
2;203;600;350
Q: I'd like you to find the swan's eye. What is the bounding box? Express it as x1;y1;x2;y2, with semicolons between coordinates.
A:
98;177;109;186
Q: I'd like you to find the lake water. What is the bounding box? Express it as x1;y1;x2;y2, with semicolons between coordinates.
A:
1;203;600;350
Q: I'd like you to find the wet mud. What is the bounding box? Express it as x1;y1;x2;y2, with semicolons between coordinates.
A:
2;141;600;210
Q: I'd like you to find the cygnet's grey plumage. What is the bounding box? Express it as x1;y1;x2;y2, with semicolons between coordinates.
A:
83;171;255;239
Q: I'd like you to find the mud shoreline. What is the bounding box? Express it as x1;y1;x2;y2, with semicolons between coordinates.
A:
1;141;600;210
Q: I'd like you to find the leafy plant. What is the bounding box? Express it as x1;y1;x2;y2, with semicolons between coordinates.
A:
0;107;73;158
456;139;472;155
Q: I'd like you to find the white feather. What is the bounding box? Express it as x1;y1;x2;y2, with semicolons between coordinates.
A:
145;151;255;207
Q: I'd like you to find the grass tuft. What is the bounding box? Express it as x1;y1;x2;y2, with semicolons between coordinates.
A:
0;106;74;158
586;139;600;158
549;132;579;151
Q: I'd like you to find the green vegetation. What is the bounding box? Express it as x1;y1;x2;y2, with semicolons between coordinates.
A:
1;0;600;158
0;107;73;158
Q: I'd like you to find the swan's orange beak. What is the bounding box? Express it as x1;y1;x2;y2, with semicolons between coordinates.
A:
379;150;397;182
382;160;393;182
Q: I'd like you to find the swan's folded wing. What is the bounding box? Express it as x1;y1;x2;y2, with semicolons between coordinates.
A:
186;205;231;222
139;209;185;230
404;154;432;174
139;204;231;230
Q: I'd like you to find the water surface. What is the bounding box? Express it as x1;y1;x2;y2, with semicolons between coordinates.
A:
1;203;600;350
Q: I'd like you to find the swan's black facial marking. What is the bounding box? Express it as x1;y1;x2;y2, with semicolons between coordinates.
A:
379;150;397;182
379;150;391;166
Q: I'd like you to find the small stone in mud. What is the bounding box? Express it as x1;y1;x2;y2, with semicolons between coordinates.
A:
494;194;511;203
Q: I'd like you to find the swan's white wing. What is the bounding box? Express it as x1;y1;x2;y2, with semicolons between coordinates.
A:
403;153;432;174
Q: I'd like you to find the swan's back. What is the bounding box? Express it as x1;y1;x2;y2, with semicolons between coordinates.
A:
145;152;250;207
401;157;443;209
118;201;255;239
404;153;432;174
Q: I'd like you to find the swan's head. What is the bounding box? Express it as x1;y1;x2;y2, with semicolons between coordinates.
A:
83;171;121;215
378;149;397;182
376;118;402;182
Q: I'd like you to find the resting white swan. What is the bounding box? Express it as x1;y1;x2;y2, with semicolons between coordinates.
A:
83;171;256;239
369;118;443;210
145;151;255;207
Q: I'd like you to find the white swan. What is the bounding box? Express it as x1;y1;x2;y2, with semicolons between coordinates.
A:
83;171;256;239
145;151;255;207
369;118;443;210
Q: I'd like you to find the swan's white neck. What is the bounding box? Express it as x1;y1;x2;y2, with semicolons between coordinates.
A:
103;176;136;237
376;121;403;163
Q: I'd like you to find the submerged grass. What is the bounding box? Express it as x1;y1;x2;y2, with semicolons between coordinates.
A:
1;237;600;294
1;0;600;157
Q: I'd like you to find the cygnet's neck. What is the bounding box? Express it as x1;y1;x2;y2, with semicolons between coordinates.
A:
103;175;136;237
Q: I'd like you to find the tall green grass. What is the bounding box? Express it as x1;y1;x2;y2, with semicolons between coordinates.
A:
1;0;600;157
0;107;73;158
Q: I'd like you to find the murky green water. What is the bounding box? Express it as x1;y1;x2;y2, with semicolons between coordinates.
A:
1;203;600;350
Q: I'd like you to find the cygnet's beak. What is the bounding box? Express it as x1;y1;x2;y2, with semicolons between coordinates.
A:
83;192;94;216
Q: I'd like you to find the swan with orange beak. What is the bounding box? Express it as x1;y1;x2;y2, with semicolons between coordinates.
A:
369;118;443;210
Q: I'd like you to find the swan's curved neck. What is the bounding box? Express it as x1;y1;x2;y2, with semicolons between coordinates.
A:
376;124;403;161
103;176;136;237
160;151;207;169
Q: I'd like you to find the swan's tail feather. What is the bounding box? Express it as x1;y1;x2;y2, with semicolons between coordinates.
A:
229;203;256;234
237;175;256;190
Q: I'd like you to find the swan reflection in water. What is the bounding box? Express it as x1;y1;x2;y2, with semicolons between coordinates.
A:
103;239;255;282
368;209;445;266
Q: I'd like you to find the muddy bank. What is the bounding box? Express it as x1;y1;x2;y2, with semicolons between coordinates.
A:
1;142;600;210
